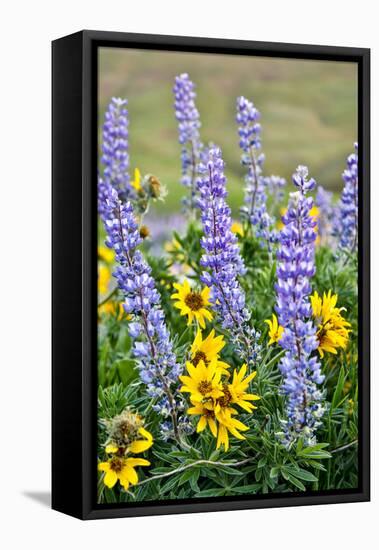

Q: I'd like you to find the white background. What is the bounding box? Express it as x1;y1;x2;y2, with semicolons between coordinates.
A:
0;0;377;548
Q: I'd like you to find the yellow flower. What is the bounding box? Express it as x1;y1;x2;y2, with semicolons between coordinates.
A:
190;329;230;375
98;265;111;295
164;237;182;254
227;364;260;413
310;290;351;358
99;411;153;491
98;245;114;264
231;221;244;237
131;167;142;192
105;426;153;455
98;456;150;490
99;301;128;320
215;406;249;452
264;313;284;345
171;279;213;328
180;359;224;402
187;398;218;438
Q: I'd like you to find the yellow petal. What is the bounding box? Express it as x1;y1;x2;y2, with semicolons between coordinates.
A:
103;469;118;488
129;440;153;453
197;416;207;432
122;465;138;485
98;462;110;473
105;444;118;454
139;427;153;442
126;458;150;467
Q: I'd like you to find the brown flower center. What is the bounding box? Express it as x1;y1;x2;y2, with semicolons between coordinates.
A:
192;350;207;366
198;380;213;395
218;385;232;408
110;457;124;472
184;292;204;311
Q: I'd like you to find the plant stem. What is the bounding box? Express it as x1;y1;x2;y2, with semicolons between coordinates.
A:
135;457;256;487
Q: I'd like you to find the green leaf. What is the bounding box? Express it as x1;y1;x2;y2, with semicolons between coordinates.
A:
331;366;346;409
287;474;306;492
284;466;318;482
115;359;137;385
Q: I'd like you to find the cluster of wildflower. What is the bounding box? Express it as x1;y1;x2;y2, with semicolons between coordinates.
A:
100;187;186;438
334;143;358;256
197;146;261;368
236;96;276;249
275;166;325;446
180;356;260;451
101;97;132;200
98;408;153;491
173;73;203;211
315;186;334;246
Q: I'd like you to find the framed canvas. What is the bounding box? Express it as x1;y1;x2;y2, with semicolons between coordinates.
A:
52;30;370;520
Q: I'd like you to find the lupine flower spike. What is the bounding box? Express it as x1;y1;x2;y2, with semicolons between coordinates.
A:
334;143;358;257
275;166;325;446
99;185;191;440
101;97;132;201
173;73;203;212
198;146;262;369
236;96;276;249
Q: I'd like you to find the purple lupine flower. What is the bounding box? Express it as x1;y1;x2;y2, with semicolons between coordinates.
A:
173;74;203;211
264;175;287;211
334;143;358;256
100;186;187;440
198;146;261;368
101;97;131;200
236;96;276;249
316;185;334;247
275;166;325;446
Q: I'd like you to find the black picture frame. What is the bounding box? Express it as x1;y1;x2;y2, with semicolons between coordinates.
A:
52;30;370;520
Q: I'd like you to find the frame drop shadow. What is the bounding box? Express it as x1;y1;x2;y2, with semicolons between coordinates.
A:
23;491;51;508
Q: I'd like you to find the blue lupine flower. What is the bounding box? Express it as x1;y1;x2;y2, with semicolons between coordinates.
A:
236;96;276;249
264;175;287;211
101;97;131;200
316;185;334;246
173;73;203;211
275;165;325;446
197;146;261;368
100;185;186;439
335;143;358;255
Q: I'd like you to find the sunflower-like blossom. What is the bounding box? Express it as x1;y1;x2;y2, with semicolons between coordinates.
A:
236;96;277;249
227;364;260;413
311;290;351;357
180;359;224;402
275;165;326;446
190;329;230;375
98;409;153;491
173;73;203;211
182;359;259;451
265;313;284;345
197;146;261;369
100;186;187;440
171;279;212;329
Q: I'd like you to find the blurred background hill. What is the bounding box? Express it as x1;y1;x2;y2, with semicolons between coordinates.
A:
99;48;357;213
